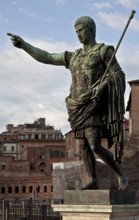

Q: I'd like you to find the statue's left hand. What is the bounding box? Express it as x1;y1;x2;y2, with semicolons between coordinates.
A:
93;81;107;99
93;85;103;98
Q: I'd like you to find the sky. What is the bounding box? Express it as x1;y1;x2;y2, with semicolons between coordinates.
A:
0;0;139;135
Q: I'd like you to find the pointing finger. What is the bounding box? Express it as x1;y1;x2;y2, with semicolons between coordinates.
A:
7;33;15;37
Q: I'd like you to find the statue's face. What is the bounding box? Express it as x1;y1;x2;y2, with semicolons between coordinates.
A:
75;24;92;44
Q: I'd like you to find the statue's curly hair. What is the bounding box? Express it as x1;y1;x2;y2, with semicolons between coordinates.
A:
74;16;96;38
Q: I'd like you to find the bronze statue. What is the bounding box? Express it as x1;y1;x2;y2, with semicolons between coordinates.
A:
8;16;128;190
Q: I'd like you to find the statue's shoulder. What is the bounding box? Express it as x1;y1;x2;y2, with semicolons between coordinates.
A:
100;44;115;60
88;43;112;55
71;48;82;58
74;48;82;55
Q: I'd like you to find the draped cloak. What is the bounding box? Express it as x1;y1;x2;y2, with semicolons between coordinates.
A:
64;44;125;162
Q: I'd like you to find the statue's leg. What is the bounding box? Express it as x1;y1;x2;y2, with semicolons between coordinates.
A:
86;134;128;190
79;139;98;189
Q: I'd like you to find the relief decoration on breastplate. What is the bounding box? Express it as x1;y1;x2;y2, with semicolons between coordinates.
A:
69;43;105;98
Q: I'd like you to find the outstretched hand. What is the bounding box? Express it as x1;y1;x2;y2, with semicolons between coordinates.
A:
7;33;24;48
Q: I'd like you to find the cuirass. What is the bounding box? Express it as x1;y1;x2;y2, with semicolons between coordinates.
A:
69;44;105;99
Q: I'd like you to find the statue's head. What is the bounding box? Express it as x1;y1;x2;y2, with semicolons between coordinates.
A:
74;16;96;38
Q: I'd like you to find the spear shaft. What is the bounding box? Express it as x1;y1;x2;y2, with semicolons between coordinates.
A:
101;9;136;83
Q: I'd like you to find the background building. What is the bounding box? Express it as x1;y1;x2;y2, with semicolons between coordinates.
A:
126;80;139;148
0;133;18;159
0;118;72;201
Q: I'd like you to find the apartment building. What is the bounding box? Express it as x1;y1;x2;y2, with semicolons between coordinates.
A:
0;118;72;200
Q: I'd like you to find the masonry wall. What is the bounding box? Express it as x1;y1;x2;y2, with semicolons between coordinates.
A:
53;151;139;200
130;83;139;135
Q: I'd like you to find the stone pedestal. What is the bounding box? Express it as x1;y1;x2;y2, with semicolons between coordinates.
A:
52;204;139;220
52;190;139;220
64;190;138;205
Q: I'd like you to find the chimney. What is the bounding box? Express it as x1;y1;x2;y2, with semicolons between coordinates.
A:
6;124;13;133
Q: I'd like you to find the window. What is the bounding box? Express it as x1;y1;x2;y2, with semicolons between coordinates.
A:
29;186;33;193
22;186;26;193
38;162;46;172
55;135;59;140
15;186;19;193
51;185;53;192
1;186;5;194
11;146;15;151
30;162;35;170
2;165;6;170
44;186;47;192
3;146;6;151
36;185;40;193
42;134;46;139
35;134;39;139
8;186;12;193
28;134;31;139
48;134;52;140
50;150;65;158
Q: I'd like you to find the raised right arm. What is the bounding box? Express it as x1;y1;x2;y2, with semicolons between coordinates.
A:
7;33;66;66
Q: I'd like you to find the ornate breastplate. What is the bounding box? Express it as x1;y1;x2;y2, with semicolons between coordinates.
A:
69;44;105;99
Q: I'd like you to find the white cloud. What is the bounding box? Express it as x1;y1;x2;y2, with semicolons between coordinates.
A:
116;0;139;8
1;32;139;134
97;11;139;31
0;38;75;134
18;7;42;20
130;18;139;31
0;12;8;23
93;2;112;10
116;45;139;109
56;0;64;5
98;11;123;28
117;45;139;81
11;1;20;6
17;6;53;23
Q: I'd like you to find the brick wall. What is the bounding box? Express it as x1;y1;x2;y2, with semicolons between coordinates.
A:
53;151;139;200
